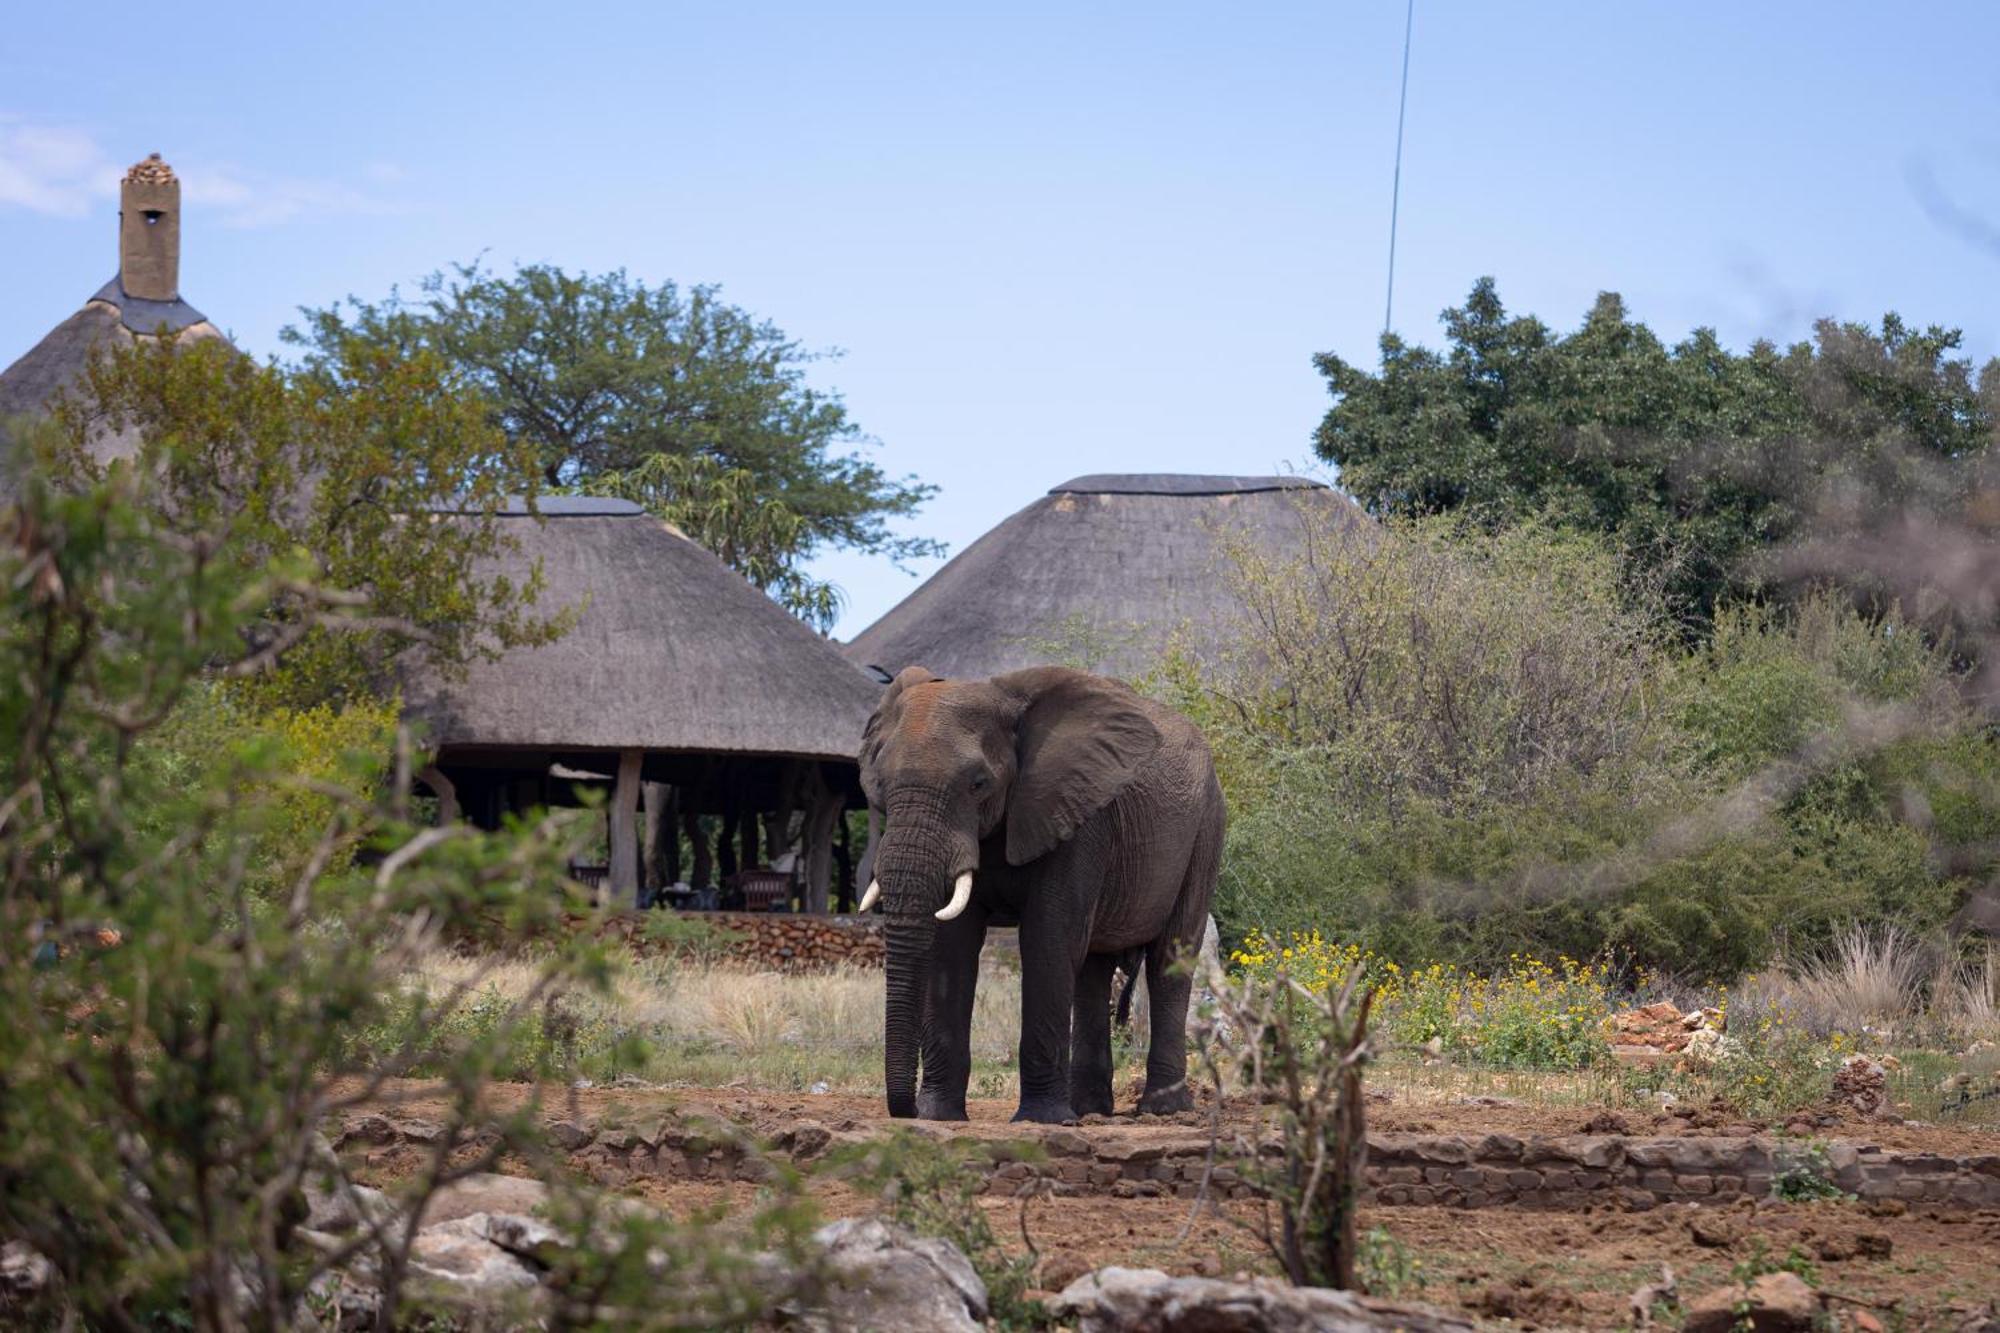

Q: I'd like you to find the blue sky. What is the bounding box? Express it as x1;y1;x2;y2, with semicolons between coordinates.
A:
5;3;1998;636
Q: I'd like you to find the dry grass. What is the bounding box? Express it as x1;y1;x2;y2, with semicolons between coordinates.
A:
404;947;1032;1095
1726;927;2000;1047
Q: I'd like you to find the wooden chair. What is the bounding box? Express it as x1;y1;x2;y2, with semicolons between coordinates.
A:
727;869;794;912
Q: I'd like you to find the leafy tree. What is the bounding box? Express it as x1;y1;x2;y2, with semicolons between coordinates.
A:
1314;278;1998;628
40;330;569;707
0;419;825;1331
290;262;941;625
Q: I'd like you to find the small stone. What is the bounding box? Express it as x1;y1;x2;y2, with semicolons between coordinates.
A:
1681;1271;1821;1332
1855;1232;1892;1259
1689;1214;1739;1248
1039;1252;1093;1291
547;1119;594;1151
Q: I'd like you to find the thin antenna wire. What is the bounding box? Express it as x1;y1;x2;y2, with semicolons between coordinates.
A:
1384;0;1415;336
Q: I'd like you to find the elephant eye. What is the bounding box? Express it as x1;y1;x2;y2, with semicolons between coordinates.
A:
969;774;989;792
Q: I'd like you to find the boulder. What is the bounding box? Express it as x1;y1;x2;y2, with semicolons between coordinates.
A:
1831;1056;1891;1117
416;1172;551;1227
407;1215;542;1295
1052;1267;1478;1332
1681;1271;1823;1332
790;1218;988;1333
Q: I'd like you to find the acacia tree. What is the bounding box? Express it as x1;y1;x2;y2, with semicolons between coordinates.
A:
289;262;941;626
1315;278;1998;628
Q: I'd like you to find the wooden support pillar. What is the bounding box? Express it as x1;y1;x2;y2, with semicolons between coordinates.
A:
683;809;713;888
718;805;739;880
642;781;676;893
740;801;760;871
833;808;854;913
801;764;841;915
609;748;643;909
766;760;802;863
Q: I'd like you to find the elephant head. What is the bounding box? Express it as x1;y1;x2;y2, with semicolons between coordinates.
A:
858;665;1162;1117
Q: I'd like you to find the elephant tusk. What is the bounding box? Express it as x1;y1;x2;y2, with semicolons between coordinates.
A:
858;879;880;913
935;871;974;921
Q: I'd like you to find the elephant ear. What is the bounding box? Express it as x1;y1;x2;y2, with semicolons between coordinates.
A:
859;665;939;806
998;668;1162;865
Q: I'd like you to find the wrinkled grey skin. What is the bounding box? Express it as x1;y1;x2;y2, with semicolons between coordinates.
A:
858;666;1225;1124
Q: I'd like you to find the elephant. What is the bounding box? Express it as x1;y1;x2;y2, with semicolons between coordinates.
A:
856;664;1226;1124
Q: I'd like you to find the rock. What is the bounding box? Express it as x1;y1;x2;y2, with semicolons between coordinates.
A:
1044;1128;1092;1156
1039;1251;1094;1292
0;1241;53;1302
1682;1271;1822;1332
547;1119;594;1151
1832;1055;1890;1117
790;1218;988;1333
337;1113;397;1147
473;1212;567;1267
1052;1267;1478;1332
417;1172;550;1227
788;1119;833;1159
407;1216;542;1294
1681;1027;1743;1070
1579;1111;1632;1135
303;1175;394;1236
1689;1214;1740;1248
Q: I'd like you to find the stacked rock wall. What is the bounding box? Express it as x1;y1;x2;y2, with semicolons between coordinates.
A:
342;1114;2000;1211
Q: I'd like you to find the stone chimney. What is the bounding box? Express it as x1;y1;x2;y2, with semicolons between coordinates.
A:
118;153;180;302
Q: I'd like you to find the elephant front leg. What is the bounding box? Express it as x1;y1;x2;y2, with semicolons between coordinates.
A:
1068;953;1117;1118
917;908;986;1120
1013;911;1087;1124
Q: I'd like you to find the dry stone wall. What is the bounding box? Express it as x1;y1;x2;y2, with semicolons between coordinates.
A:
341;1114;2000;1211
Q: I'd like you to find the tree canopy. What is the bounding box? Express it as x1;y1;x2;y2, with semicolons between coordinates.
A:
32;330;568;707
289;263;940;628
1313;278;1999;627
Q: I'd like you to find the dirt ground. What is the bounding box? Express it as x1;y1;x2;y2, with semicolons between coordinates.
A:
353;1082;2000;1330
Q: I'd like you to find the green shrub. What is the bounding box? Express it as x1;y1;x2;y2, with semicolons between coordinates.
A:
1193;504;1999;980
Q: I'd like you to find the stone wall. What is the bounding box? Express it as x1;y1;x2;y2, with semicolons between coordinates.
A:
341;1113;2000;1211
646;911;883;971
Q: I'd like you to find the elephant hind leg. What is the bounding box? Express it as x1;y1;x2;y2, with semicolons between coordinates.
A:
1070;952;1117;1118
1137;788;1224;1116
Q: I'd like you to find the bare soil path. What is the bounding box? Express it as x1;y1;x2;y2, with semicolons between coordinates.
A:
346;1081;2000;1330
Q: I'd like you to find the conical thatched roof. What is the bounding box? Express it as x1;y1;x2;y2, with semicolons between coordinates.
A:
0;152;224;467
846;473;1365;681
402;499;884;762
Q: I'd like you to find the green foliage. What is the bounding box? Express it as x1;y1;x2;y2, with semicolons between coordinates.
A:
833;1131;1047;1330
1194;962;1374;1290
1355;1226;1425;1299
38;329;567;708
0;426;816;1330
583;452;845;630
1196;500;2000;981
1770;1141;1851;1203
1315;278;1998;629
291;261;941;625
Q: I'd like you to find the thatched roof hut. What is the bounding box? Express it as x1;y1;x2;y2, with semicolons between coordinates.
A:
847;473;1365;681
0;155;224;463
407;496;880;764
405;497;885;909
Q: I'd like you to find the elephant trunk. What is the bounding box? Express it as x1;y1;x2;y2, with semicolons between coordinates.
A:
882;913;932;1118
874;788;977;1118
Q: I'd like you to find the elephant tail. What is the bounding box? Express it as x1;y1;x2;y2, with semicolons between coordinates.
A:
1113;946;1146;1028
